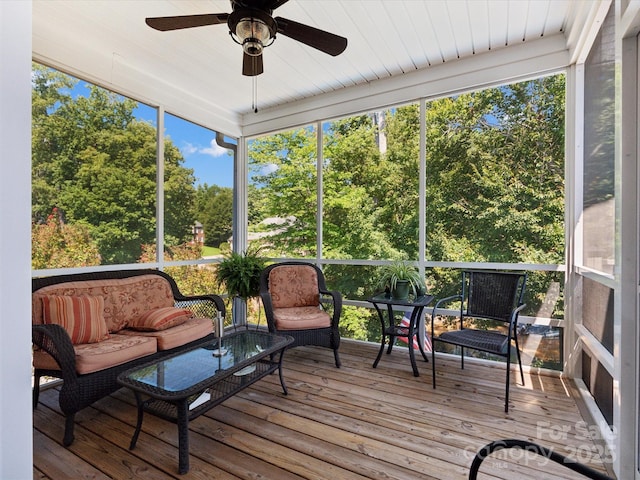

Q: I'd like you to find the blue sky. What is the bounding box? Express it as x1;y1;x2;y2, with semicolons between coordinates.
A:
71;80;235;188
163;112;235;188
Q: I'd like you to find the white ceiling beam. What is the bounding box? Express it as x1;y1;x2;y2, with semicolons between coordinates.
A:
242;34;569;137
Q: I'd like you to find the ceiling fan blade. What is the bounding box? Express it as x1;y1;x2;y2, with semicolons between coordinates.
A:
145;13;229;32
275;17;347;56
243;53;264;76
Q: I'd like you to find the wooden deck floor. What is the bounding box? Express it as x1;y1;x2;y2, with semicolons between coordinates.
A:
33;340;614;480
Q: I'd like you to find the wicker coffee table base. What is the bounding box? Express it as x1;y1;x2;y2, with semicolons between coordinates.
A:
118;331;293;474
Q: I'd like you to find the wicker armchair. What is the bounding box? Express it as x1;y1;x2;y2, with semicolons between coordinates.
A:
260;261;341;367
469;439;614;479
430;270;527;412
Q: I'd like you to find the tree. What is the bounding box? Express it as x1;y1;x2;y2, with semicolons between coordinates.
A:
248;76;566;318
31;64;196;265
139;243;218;296
248;128;319;257
194;184;233;247
32;208;101;269
424;76;565;266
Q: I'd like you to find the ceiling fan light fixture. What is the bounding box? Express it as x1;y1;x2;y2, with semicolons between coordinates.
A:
229;10;276;56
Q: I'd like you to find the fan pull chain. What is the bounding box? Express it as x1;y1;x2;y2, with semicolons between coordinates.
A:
252;76;258;113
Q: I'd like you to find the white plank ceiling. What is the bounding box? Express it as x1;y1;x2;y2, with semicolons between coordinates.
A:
32;0;603;137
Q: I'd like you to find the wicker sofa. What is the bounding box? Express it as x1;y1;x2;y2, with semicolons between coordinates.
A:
31;269;225;446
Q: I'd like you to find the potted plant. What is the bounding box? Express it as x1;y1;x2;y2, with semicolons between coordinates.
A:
216;245;267;301
377;260;424;300
216;245;268;327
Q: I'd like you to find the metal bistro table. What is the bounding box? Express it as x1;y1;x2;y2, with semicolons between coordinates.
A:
117;330;293;474
368;292;434;377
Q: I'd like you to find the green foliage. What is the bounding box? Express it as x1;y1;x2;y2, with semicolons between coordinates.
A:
247;75;565;317
338;306;378;342
216;246;267;300
31;63;196;265
424;76;565;266
248;128;319;257
194;184;233;247
32;62;566;333
32;208;101;269
139;243;218;297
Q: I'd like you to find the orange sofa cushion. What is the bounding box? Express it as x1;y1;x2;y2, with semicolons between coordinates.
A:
33;275;174;332
119;317;213;350
33;334;157;375
41;295;109;344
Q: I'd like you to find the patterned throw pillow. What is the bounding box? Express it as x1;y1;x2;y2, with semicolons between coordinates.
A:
42;295;109;344
128;307;193;331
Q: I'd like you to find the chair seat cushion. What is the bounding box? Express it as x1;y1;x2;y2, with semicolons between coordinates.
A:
273;306;331;330
438;329;509;354
119;317;213;350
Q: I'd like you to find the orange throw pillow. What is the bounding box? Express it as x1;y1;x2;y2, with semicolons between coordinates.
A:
42;295;109;344
129;307;193;331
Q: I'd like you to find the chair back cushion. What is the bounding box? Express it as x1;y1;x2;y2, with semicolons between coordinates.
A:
269;265;320;309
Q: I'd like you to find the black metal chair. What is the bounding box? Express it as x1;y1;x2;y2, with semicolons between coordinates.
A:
430;270;527;412
260;261;341;367
469;439;614;479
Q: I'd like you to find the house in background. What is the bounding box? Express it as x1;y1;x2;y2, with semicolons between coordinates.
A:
191;221;205;245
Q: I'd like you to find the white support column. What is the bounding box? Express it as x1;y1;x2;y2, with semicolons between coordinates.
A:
564;63;582;378
156;106;165;267
616;14;640;478
0;1;34;478
317;122;323;263
232;136;248;324
419;98;426;274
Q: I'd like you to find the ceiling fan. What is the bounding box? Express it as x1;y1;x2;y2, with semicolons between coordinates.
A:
145;0;348;77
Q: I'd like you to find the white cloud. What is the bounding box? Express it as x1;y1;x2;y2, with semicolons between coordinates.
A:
182;143;199;155
181;138;229;158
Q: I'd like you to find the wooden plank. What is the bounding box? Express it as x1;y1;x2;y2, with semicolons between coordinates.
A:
208;402;449;480
100;389;307;480
272;345;609;477
35;394;178;479
236;374;597;480
274;352;583;437
31;341;611;480
33;428;110;480
33;467;48;480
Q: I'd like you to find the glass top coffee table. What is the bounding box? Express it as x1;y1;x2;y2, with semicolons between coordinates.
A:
117;329;293;474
